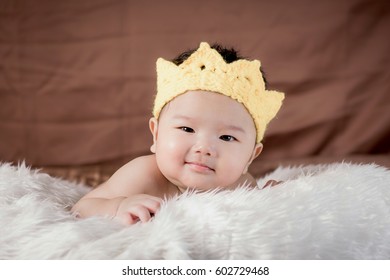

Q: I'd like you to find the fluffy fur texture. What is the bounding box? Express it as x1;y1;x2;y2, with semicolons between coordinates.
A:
0;162;389;259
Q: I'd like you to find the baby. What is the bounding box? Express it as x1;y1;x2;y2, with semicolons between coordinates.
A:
71;42;284;225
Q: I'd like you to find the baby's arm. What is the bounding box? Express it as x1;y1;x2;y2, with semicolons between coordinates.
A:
71;155;163;225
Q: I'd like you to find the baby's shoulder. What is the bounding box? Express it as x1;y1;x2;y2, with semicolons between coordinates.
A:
120;154;168;194
128;154;156;167
121;154;160;180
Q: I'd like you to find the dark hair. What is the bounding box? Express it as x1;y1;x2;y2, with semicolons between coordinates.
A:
171;43;268;88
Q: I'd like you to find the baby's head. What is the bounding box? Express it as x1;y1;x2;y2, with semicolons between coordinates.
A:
153;42;284;143
149;42;284;191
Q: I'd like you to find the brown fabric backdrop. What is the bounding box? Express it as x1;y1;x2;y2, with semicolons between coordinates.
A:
1;0;389;184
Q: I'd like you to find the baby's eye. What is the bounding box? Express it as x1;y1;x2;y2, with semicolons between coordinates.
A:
179;126;194;133
220;135;237;142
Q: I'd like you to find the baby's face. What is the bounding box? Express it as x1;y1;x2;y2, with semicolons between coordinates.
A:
150;90;262;191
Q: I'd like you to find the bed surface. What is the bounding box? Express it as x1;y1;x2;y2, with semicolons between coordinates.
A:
1;162;389;259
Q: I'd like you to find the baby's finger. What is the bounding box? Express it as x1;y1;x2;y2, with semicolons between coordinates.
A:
115;212;138;225
129;205;152;223
141;198;162;214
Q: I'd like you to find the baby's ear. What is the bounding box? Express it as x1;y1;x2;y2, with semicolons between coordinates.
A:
149;117;158;153
252;142;263;160
243;143;263;174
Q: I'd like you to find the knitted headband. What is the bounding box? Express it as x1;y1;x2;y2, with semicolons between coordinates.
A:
153;42;284;143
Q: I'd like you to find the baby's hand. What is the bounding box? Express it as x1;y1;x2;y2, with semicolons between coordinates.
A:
115;194;162;225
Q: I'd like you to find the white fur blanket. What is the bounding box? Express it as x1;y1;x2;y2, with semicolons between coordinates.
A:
0;162;389;259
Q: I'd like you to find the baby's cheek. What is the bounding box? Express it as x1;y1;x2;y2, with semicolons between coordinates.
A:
218;162;244;184
158;139;186;165
160;133;185;150
225;154;250;175
165;140;182;151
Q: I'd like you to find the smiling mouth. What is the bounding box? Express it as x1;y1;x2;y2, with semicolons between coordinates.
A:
185;162;215;173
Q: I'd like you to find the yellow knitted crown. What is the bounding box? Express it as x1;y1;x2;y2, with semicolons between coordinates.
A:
153;42;284;143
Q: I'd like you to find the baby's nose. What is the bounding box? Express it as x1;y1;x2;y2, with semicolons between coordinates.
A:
193;141;216;157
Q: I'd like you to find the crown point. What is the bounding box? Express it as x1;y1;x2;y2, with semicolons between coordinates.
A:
154;42;284;143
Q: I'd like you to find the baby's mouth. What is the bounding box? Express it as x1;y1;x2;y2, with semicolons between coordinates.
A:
185;161;215;173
